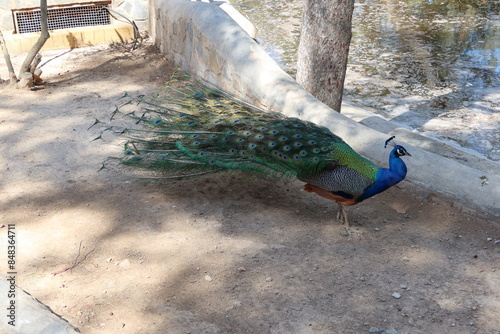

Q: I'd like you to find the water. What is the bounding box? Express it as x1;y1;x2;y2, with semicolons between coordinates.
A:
236;0;500;162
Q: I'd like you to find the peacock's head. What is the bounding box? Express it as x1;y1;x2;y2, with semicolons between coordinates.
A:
393;145;411;158
385;136;411;158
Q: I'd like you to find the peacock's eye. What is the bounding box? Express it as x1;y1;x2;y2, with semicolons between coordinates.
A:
397;148;405;156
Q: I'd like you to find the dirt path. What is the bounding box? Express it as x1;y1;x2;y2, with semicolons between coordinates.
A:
1;43;499;334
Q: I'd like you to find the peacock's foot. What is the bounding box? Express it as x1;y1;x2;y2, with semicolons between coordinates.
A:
336;203;362;237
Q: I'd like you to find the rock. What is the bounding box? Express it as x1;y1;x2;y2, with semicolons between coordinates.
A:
369;328;382;333
392;292;401;299
204;275;213;282
117;259;131;268
265;277;273;282
385;330;400;334
237;267;246;272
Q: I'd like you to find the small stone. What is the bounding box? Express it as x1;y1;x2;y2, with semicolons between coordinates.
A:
494;240;500;245
392;292;401;299
451;323;456;327
487;237;493;241
374;227;380;231
237;267;246;272
265;277;273;282
118;259;131;268
204;275;213;282
106;258;112;262
400;284;408;289
369;327;381;333
385;330;400;334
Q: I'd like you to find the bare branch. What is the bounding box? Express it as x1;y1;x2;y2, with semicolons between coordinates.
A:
18;0;50;78
0;30;17;83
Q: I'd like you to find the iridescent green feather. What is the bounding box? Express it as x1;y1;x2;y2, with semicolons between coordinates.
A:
109;73;379;183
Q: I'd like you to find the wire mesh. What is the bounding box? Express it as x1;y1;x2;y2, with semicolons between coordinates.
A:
14;4;111;34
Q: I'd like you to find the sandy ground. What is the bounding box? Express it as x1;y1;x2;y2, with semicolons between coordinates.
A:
1;43;499;334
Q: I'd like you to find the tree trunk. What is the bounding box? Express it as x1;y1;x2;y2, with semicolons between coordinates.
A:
0;30;17;83
296;0;355;113
18;0;50;77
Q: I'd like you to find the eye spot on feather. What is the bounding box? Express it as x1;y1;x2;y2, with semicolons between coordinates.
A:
322;147;329;151
154;119;163;124
300;150;307;156
295;134;303;138
308;140;316;145
269;130;279;134
229;148;237;153
294;142;303;147
283;155;289;160
187;121;195;126
248;143;257;149
192;134;199;138
240;151;248;156
222;137;229;142
279;136;288;141
198;152;206;156
283;146;291;151
214;120;221;124
193;141;201;146
255;134;264;139
237;138;245;142
211;135;218;138
268;142;277;147
244;131;252;136
295;124;304;127
294;155;301;160
227;131;235;135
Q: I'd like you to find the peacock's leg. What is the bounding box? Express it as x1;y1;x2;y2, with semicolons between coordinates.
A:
336;203;350;234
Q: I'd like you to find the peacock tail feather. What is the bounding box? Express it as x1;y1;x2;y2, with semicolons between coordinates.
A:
100;71;410;205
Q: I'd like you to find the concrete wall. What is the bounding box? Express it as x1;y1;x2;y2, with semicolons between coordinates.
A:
0;0;145;53
149;0;499;216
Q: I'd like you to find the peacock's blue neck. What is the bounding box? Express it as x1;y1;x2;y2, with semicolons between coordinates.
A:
357;147;408;203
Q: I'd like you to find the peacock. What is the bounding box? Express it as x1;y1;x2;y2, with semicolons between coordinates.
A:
104;73;411;232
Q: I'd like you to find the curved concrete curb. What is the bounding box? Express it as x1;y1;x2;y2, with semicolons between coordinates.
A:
0;278;80;334
150;0;499;216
